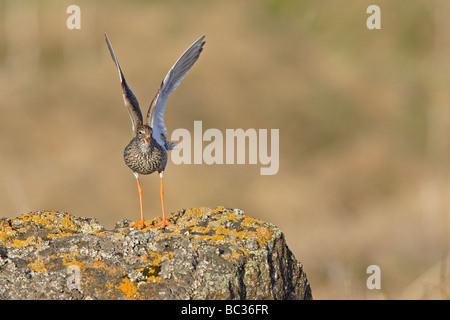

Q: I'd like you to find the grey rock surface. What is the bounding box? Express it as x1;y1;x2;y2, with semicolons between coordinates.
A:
0;207;312;300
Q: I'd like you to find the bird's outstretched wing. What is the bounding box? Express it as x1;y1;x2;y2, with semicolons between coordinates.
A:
105;33;143;135
147;35;205;149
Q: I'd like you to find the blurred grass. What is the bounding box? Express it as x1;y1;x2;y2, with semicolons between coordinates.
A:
0;0;449;299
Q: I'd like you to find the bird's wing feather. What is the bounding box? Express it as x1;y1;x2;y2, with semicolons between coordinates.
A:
105;33;143;135
147;35;205;148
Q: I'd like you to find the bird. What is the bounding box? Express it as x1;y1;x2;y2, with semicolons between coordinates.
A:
105;33;205;228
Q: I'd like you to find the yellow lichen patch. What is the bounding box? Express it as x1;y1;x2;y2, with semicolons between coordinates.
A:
10;236;36;247
47;231;74;239
147;250;173;267
164;251;174;260
62;257;86;270
189;226;211;234
0;211;86;247
241;216;259;227
146;275;162;283
183;207;209;217
210;233;226;243
28;259;47;273
147;251;163;265
256;227;273;246
0;225;17;245
222;249;246;264
116;277;141;300
92;259;106;269
213;226;231;236
208;206;228;215
181;206;227;222
19;211;78;231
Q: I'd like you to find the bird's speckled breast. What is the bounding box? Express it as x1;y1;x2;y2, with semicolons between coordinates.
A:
123;138;167;175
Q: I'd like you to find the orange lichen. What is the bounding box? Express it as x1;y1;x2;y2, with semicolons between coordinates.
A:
222;250;247;263
210;234;226;242
47;231;74;239
19;211;78;231
256;227;273;246
0;211;106;249
189;226;211;234
0;226;17;245
28;259;47;273
92;259;106;269
62;257;86;270
147;251;173;268
116;277;141;300
10;236;36;247
213;226;231;236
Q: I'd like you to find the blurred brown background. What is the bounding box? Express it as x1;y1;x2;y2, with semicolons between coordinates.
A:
0;0;449;299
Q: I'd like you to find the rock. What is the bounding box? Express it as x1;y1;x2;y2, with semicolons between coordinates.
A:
0;207;312;300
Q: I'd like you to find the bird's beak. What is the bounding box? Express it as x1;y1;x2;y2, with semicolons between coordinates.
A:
144;137;151;146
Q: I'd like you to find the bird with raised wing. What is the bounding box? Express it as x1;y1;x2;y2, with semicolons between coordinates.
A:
105;34;205;228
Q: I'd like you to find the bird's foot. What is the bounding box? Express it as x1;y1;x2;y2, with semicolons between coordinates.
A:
154;217;171;229
129;219;151;229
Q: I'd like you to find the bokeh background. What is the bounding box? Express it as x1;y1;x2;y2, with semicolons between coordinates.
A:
0;0;449;299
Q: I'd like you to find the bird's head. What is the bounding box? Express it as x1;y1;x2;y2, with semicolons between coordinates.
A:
137;125;152;146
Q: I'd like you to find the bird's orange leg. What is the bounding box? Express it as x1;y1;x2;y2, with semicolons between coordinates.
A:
154;172;171;229
130;174;148;228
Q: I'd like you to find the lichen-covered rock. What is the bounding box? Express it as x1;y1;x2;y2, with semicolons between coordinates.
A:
0;207;312;300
